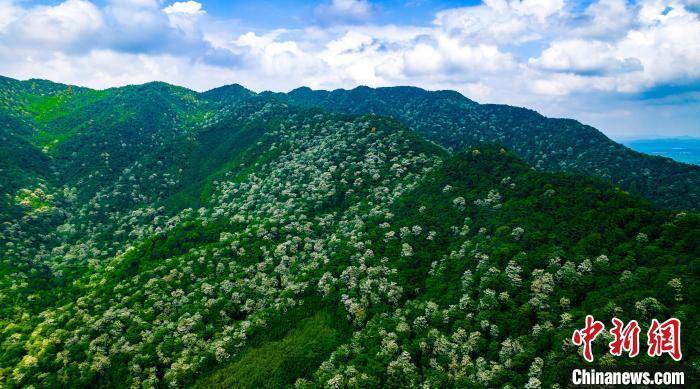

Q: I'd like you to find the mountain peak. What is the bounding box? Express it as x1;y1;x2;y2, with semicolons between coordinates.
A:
201;83;256;101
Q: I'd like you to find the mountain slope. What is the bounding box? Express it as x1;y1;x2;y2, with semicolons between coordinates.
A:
3;76;698;212
0;77;697;388
271;85;700;211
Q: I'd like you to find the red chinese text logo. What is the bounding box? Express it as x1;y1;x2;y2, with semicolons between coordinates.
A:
572;316;682;362
572;315;605;362
647;318;682;361
609;318;640;358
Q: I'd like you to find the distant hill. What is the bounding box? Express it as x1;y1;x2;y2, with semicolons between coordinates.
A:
263;85;700;211
2;76;697;212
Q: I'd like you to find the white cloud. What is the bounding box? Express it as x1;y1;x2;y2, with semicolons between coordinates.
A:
232;31;326;88
511;0;565;22
0;0;697;98
162;1;205;37
616;1;700;89
0;48;243;91
572;0;635;38
434;0;564;44
529;72;612;96
529;39;642;75
7;0;104;50
402;37;514;77
0;0;239;66
529;0;700;94
315;0;374;25
0;0;21;33
311;27;515;88
163;1;205;15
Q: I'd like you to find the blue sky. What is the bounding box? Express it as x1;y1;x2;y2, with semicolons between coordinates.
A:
1;0;699;140
23;0;483;27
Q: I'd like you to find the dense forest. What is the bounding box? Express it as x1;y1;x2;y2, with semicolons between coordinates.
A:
272;85;700;211
0;76;697;387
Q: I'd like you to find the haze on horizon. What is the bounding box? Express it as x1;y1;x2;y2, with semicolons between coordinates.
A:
0;0;698;141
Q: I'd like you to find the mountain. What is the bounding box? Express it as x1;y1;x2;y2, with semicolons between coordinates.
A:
2;77;698;215
267;85;700;211
0;77;697;388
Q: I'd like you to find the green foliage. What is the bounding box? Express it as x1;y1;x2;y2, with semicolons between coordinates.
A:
194;309;349;388
0;76;697;388
272;85;700;211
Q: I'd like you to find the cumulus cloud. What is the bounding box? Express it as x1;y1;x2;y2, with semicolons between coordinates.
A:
401;37;514;78
4;0;104;51
0;1;20;32
529;0;700;94
434;0;564;44
570;0;635;38
0;0;237;64
163;1;205;15
529;40;643;75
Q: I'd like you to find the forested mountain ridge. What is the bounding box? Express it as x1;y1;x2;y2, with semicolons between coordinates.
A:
0;76;698;388
2;76;698;213
268;85;700;211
